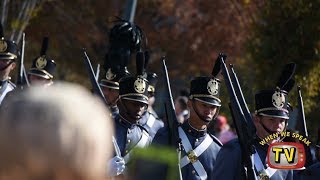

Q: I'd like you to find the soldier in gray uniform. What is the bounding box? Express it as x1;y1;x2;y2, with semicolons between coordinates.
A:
138;72;164;140
212;88;294;180
0;24;18;104
27;37;56;87
107;52;156;177
99;53;130;119
100;18;144;119
153;75;223;180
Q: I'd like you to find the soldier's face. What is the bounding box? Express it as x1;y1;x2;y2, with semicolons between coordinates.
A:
121;99;147;120
255;115;286;140
0;60;15;79
29;74;53;86
189;100;217;122
101;86;119;106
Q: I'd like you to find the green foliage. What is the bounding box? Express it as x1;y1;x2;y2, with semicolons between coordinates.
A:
247;0;320;109
246;0;320;138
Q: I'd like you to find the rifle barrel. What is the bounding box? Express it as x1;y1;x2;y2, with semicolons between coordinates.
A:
82;49;107;105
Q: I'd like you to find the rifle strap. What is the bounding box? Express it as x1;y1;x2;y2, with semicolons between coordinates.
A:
254;151;277;179
0;81;13;104
146;113;156;129
179;127;212;180
123;129;150;163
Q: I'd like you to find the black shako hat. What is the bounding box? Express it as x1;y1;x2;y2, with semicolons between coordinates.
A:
28;37;56;79
142;51;157;94
100;49;130;89
255;89;290;119
0;23;18;60
146;72;157;93
255;63;296;120
119;51;149;104
189;76;221;107
189;54;223;107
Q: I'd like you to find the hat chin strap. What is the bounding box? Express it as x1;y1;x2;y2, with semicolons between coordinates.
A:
191;99;219;124
259;119;288;139
118;98;144;122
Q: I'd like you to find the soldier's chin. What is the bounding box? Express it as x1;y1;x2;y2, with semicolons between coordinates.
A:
200;116;212;123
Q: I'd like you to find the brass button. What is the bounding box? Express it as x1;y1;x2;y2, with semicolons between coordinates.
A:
188;129;192;133
192;170;196;174
125;150;128;154
127;139;131;143
195;139;199;142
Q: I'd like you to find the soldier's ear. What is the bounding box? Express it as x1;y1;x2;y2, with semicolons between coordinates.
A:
253;113;260;122
187;99;192;109
10;62;16;70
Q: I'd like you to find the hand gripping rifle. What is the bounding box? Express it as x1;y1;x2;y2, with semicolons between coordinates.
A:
161;57;183;180
297;86;313;167
218;54;257;180
16;32;29;88
82;49;107;105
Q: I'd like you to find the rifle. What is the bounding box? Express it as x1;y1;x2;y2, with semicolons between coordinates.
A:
229;65;256;136
82;49;107;105
95;63;100;81
161;57;183;180
218;54;257;180
123;0;138;23
16;32;29;88
297;86;313;167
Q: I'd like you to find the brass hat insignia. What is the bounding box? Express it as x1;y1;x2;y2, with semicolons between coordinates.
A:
0;39;8;52
207;79;219;95
106;68;116;80
134;77;146;93
36;56;47;69
272;91;285;108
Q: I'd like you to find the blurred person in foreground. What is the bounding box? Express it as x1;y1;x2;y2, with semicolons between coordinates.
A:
0;82;113;180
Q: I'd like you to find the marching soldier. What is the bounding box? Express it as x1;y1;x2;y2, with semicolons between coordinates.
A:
99;53;130;118
153;69;223;179
100;17;144;118
0;24;18;104
0;82;113;180
28;37;56;87
107;52;156;177
138;71;164;140
212;88;294;179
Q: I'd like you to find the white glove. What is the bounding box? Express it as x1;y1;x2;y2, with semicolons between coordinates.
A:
107;156;126;176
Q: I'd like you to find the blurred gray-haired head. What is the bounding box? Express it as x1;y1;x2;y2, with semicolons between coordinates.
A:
0;82;113;180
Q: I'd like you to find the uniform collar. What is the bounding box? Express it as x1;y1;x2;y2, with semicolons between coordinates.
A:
0;80;8;86
181;120;207;137
116;114;134;128
137;112;149;126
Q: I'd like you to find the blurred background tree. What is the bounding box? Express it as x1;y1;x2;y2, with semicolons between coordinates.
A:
1;0;319;141
245;0;320;141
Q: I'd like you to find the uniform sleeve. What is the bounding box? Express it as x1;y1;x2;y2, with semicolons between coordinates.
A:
151;127;170;146
212;139;243;180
